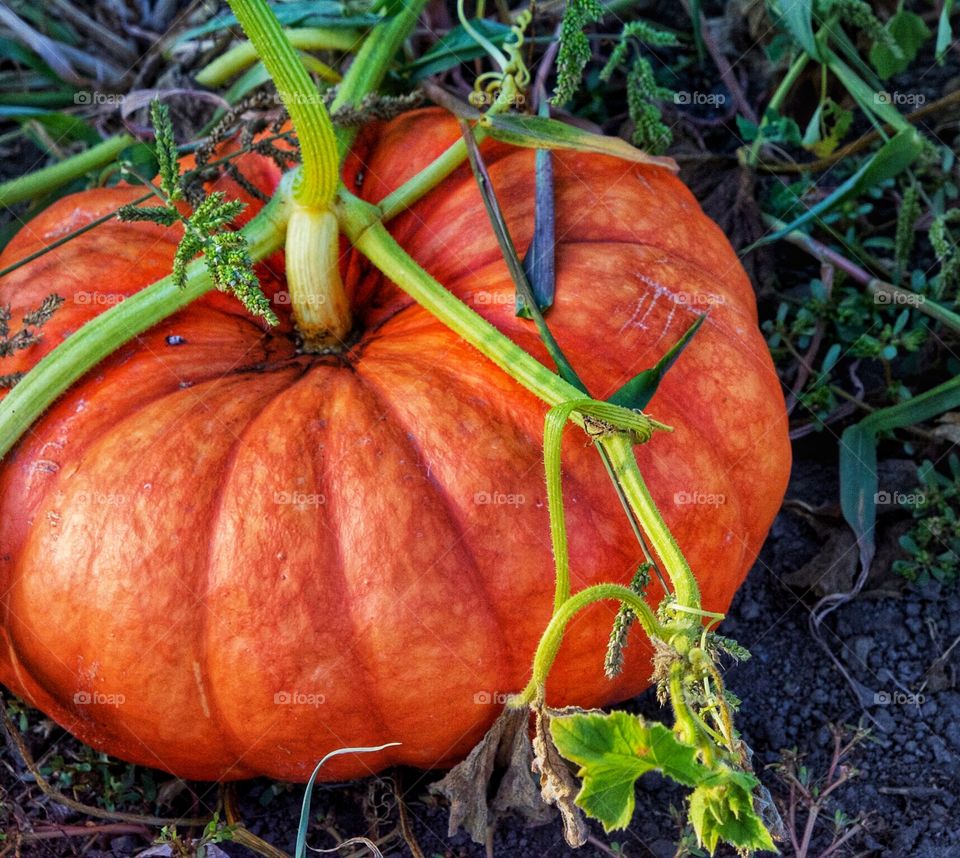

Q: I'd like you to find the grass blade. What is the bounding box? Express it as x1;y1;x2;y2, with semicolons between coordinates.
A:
294;743;400;858
459;120;585;391
519;100;556;318
840;375;960;574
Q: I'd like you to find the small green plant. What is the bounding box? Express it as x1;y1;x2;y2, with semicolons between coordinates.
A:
770;725;869;857
156;812;236;858
894;455;960;586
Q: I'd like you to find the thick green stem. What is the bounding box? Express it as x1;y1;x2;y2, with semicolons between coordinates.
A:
227;0;338;208
338;190;703;608
516;583;667;703
0;134;134;208
599;434;700;609
330;0;431;155
195;27;363;87
0;192;290;460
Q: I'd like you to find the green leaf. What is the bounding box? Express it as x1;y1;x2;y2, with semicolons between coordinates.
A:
870;10;930;79
936;0;955;64
689;768;776;854
609;315;705;410
754;128;923;247
480;114;678;172
772;0;820;60
404;20;512;81
551;711;703;831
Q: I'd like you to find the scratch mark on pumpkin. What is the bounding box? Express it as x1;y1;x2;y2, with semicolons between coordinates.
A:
192;661;211;718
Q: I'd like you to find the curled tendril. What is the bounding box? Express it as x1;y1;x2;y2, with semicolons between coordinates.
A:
466;9;533;110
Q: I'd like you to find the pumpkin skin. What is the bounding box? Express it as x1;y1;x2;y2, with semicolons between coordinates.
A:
0;109;790;782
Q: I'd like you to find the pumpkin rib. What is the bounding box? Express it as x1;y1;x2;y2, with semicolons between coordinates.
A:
350;359;513;687
192;366;321;780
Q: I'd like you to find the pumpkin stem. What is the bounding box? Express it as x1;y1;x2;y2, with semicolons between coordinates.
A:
227;0;339;210
286;204;352;352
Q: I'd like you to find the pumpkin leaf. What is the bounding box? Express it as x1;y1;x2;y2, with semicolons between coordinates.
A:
840;375;960;578
518;100;556;319
552;710;776;852
688;768;776;854
609;314;705;410
479;113;679;172
295;743;400;858
753;128;923;248
460;120;585;391
551;710;703;830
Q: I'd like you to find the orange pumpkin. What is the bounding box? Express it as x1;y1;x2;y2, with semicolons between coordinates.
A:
0;109;790;782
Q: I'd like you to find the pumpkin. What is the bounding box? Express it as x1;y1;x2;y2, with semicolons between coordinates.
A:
0;109;790;782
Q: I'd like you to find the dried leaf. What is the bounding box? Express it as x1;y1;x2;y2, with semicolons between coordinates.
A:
430;706;550;844
532;705;588;848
